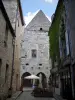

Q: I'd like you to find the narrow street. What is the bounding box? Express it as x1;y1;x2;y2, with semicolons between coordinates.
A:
1;0;75;100
16;91;55;100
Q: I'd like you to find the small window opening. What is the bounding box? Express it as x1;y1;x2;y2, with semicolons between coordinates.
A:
32;49;37;58
39;64;42;66
40;28;42;31
26;63;29;65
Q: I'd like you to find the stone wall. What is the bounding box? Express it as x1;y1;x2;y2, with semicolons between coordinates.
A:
20;10;51;86
0;9;14;99
2;0;17;30
12;8;24;92
2;0;24;93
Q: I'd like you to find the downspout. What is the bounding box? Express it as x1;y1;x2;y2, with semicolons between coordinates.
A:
10;37;15;90
10;3;18;95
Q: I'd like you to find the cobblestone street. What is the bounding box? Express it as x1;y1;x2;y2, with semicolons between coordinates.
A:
16;91;55;100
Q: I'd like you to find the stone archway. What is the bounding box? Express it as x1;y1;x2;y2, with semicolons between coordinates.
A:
36;72;47;88
21;72;32;89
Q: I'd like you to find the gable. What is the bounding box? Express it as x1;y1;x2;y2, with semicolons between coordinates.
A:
26;10;51;31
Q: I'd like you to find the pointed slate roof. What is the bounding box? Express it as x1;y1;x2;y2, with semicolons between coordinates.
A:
26;10;51;31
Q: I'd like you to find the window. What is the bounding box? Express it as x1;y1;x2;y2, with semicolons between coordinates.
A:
0;59;2;76
32;49;37;58
5;64;9;83
65;30;69;55
60;17;66;58
40;28;42;31
22;66;25;69
4;23;8;47
26;63;29;66
39;64;42;66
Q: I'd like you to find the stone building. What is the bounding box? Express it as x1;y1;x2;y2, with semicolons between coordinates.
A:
20;10;51;89
49;0;75;100
64;1;75;99
2;0;17;30
49;0;65;97
0;0;15;99
2;0;25;93
12;0;25;93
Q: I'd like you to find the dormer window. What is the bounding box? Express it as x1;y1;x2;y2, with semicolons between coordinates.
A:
40;28;42;31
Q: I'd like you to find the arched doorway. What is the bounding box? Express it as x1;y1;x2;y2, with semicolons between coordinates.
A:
36;72;47;88
21;72;32;89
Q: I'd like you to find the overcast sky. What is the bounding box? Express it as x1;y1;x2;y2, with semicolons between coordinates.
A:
21;0;58;25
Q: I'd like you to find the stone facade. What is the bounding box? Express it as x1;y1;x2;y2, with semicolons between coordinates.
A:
20;10;51;88
0;1;15;99
64;0;75;61
49;0;75;99
2;0;24;93
2;0;17;30
64;1;75;99
12;8;24;92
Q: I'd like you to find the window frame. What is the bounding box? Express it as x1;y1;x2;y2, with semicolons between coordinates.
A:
32;49;37;58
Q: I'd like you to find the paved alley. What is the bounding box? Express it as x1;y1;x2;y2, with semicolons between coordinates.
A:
16;91;55;100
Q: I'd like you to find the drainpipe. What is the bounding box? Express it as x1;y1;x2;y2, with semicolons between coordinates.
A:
10;3;18;95
10;37;15;92
8;37;15;97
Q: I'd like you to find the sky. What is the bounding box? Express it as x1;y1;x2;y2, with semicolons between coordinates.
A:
21;0;58;25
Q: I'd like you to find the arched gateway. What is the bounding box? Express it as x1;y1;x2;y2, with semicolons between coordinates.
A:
21;72;32;89
36;72;47;88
